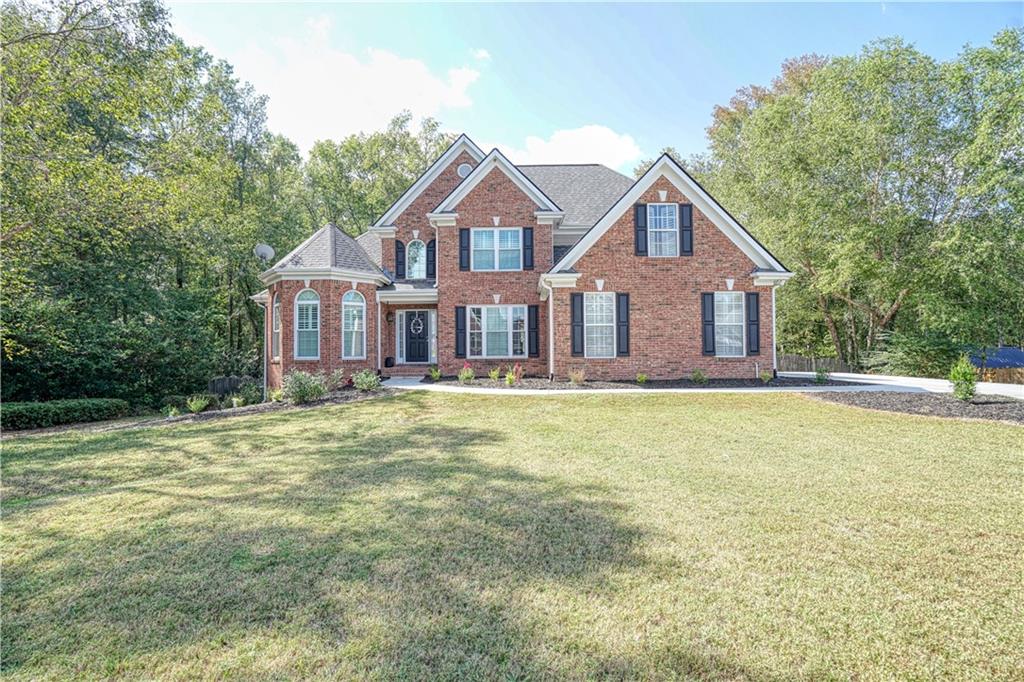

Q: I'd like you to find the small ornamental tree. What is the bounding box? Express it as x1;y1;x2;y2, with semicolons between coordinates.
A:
949;355;977;402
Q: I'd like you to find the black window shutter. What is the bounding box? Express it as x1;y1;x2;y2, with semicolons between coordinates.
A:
395;240;406;279
701;293;715;356
616;293;630;356
523;227;534;270
455;306;466;358
528;305;540;357
634;204;648;256
680;204;693;256
458;229;470;271
746;292;760;355
426;239;436;279
571;293;584;357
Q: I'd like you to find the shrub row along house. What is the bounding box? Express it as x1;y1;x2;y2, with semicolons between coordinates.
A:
252;135;792;387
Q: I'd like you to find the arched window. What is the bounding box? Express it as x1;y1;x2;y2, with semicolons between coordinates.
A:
294;289;320;359
406;239;427;279
341;290;366;359
271;294;281;359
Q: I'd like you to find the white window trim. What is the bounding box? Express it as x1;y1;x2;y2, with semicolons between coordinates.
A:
396;309;437;364
294;288;320;361
467;304;528;359
714;291;746;358
406;239;427;280
470;227;523;272
647;203;679;258
341;290;366;360
583;292;616;359
271;295;281;360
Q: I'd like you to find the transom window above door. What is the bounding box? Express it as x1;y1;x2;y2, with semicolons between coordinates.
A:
471;228;521;271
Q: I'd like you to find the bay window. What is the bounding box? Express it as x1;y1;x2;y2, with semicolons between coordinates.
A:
341;290;365;359
295;289;320;359
471;228;521;271
468;305;527;358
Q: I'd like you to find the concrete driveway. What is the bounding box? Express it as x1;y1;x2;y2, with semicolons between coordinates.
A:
780;371;1024;400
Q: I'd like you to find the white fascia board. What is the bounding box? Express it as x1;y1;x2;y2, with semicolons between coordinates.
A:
434;149;562;214
753;271;795;286
426;212;458;227
373;134;485;228
261;268;390;286
376;289;440;304
550;154;789;274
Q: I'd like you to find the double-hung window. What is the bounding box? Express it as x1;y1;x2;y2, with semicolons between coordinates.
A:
341;290;365;359
471;228;521;271
584;292;615;358
648;204;679;257
714;292;744;357
295;289;320;359
468;305;527;358
271;295;281;359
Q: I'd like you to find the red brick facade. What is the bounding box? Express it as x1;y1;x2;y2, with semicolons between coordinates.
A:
553;176;774;380
264;151;781;387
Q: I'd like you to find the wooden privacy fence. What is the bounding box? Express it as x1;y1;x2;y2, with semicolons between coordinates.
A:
208;375;245;396
980;367;1024;385
777;354;855;374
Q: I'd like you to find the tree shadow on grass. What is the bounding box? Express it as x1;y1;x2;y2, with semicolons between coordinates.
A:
4;414;639;678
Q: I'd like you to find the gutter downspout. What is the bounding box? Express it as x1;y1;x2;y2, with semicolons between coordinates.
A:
541;278;554;380
771;286;778;375
376;296;382;374
255;300;268;401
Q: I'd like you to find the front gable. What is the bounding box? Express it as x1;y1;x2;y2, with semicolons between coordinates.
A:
431;149;562;221
551;154;790;279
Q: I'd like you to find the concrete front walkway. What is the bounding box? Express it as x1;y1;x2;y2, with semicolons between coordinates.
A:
780;371;1024;400
385;376;916;396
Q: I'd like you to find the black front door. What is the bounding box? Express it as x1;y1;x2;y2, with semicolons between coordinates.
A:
405;311;429;363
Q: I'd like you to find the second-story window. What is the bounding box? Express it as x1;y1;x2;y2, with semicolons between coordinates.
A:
648;204;679;257
471;228;521;271
406;239;426;279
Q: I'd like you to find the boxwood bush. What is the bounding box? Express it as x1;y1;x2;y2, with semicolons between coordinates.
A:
1;398;131;431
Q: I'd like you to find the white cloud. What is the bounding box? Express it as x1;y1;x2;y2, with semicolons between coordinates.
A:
495;126;643;171
472;48;491;61
182;15;480;154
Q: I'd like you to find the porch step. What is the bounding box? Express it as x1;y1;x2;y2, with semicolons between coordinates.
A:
385;365;430;378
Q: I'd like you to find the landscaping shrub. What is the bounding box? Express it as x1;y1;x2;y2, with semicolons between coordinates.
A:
428;366;442;382
281;371;328;404
866;331;962;379
236;378;263;405
186;395;211;413
569;369;587;386
635;372;648;385
352;369;382;392
163;405;181;418
690;369;708;385
488;367;501;382
949;355;977;402
325;369;347;392
760;370;774;385
160;394;188;411
228;395;245;408
268;388;284;402
1;398;131;431
815;367;830;384
457;362;475;384
504;363;523;387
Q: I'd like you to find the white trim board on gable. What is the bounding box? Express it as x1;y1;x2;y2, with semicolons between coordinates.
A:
550;154;790;276
433;148;563;215
372;134;485;228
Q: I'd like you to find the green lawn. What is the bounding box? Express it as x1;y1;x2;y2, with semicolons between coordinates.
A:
3;392;1021;680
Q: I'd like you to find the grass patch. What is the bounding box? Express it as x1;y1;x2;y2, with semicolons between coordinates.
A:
2;392;1021;679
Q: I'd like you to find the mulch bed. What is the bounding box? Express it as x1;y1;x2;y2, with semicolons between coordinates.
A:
424;376;851;390
2;388;397;438
810;390;1024;425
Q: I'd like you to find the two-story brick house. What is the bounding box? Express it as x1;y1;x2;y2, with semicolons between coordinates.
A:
254;134;792;388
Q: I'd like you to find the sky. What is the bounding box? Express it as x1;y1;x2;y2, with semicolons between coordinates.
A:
169;2;1023;172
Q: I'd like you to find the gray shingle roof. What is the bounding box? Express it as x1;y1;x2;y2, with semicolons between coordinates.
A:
354;230;382;267
518;164;633;226
270;224;384;276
